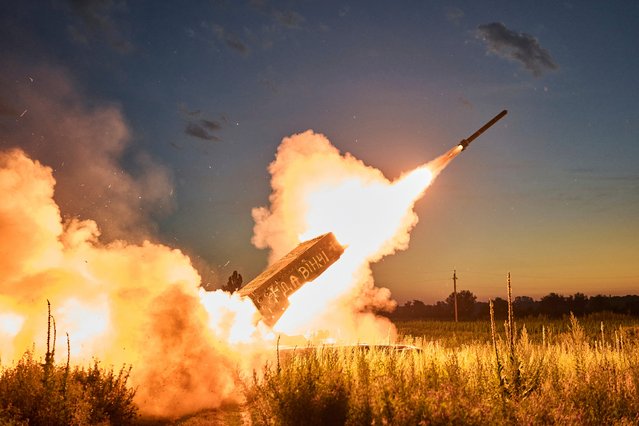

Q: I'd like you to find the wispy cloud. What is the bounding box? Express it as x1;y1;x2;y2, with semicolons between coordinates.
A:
248;0;306;49
477;22;558;77
206;1;307;55
185;121;221;142
66;0;134;53
212;24;250;55
179;104;225;142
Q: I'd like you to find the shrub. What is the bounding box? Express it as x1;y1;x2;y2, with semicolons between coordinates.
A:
0;351;137;425
0;302;137;425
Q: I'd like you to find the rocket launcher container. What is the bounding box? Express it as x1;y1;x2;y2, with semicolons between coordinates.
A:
239;232;344;327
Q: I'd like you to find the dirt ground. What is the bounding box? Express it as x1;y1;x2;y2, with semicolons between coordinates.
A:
135;405;249;426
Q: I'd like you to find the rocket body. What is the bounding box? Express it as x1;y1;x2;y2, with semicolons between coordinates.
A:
458;109;508;151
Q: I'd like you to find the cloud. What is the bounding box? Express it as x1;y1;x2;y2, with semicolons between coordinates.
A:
477;22;558;77
185;121;222;142
66;0;134;53
201;119;222;131
179;104;225;142
0;61;172;241
207;2;305;54
212;24;250;55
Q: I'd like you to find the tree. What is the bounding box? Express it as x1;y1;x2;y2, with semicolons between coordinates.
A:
513;296;536;317
445;290;477;320
568;293;588;316
222;270;243;293
539;292;567;317
491;297;509;319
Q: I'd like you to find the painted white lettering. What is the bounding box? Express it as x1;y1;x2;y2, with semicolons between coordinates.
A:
307;257;320;271
280;280;293;296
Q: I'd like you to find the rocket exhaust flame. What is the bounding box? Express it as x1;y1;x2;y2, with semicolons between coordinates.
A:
0;111;505;416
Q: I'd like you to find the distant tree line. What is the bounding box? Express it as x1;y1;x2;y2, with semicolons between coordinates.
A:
390;291;639;321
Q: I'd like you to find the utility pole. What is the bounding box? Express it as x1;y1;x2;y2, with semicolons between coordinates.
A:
452;270;458;322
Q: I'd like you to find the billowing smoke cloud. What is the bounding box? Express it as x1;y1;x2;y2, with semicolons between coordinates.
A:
252;131;456;340
0;62;172;241
477;22;558;77
0;148;260;417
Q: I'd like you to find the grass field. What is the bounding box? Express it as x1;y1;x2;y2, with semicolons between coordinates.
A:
395;311;639;346
247;313;639;425
3;313;639;425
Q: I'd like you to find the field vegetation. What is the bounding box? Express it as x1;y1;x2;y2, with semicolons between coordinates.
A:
3;298;639;425
394;311;639;347
247;284;639;425
0;303;137;426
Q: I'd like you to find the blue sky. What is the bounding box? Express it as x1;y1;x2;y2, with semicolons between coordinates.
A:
1;0;637;302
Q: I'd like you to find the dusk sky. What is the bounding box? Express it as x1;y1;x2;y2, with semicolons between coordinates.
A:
1;0;637;303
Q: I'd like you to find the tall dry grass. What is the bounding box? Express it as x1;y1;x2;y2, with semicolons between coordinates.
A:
246;318;639;425
246;279;639;425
